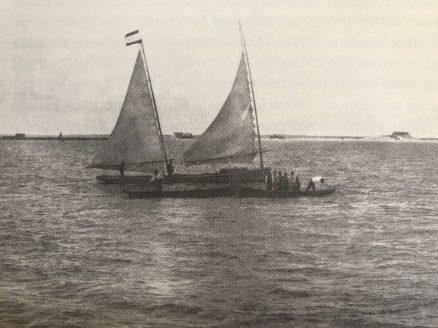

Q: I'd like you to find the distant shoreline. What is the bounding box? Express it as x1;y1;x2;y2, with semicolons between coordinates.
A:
1;134;437;141
0;135;108;141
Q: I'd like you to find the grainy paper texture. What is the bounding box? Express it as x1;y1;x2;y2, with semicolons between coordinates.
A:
1;1;437;327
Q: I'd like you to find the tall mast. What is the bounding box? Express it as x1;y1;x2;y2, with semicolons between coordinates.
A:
239;22;264;170
138;41;169;172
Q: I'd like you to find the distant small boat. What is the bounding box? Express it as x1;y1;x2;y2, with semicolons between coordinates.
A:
270;134;286;139
174;132;195;139
1;133;26;140
390;131;413;140
126;186;336;199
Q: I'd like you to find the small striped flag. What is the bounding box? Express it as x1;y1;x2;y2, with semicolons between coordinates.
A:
125;30;142;46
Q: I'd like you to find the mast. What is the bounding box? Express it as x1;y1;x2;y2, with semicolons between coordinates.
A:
138;40;169;172
239;22;264;170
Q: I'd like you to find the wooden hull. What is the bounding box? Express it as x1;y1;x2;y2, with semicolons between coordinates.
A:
97;175;152;184
96;168;267;185
125;187;336;199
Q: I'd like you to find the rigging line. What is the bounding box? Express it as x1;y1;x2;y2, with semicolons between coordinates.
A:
239;22;264;170
138;40;169;173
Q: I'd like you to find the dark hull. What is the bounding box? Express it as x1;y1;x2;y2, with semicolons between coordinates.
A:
126;187;336;199
97;168;267;185
97;175;153;184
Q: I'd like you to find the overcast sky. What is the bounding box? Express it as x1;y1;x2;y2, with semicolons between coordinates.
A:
1;0;437;137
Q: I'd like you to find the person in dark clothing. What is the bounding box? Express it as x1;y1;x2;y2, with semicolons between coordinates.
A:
265;170;273;193
289;170;301;192
276;172;288;193
277;172;283;193
119;161;125;177
282;172;290;193
273;170;279;192
289;171;297;191
295;174;301;190
166;159;175;177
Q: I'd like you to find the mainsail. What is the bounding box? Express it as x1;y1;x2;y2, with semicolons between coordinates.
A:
92;50;164;172
184;53;257;164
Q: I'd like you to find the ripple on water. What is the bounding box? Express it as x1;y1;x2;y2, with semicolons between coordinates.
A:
1;140;438;327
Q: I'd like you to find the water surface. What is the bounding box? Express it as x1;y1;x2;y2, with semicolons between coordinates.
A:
0;140;437;327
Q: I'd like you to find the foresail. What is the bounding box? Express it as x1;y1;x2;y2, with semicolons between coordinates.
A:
92;50;163;172
184;53;256;164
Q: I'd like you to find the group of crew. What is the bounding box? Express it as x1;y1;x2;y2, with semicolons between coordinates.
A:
265;170;301;193
266;170;325;193
119;160;325;194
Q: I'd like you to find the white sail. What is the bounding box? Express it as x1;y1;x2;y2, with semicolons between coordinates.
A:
92;50;164;172
184;53;256;164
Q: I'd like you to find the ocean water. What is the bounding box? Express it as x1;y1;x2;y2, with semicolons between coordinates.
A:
0;139;437;328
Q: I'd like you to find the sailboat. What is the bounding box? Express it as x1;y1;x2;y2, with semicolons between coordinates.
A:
93;28;267;186
92;30;169;183
123;25;336;199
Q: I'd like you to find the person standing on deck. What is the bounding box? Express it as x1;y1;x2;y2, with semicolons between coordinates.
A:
306;176;325;191
277;172;286;193
265;170;273;193
166;159;175;177
277;172;283;192
295;174;301;190
150;169;163;192
273;170;279;192
119;161;125;177
282;172;290;193
290;171;298;191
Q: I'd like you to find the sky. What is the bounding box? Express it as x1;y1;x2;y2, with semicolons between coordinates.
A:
1;0;438;137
